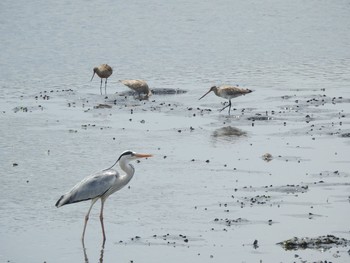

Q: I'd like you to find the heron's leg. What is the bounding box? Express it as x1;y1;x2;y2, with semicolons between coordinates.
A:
100;199;107;243
82;198;98;243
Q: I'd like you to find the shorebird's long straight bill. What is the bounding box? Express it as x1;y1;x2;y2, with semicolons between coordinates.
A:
199;89;212;100
90;72;96;81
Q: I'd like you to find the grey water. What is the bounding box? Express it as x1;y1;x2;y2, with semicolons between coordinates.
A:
1;0;350;262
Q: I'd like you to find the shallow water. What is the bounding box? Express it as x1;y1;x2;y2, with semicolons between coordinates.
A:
1;0;350;262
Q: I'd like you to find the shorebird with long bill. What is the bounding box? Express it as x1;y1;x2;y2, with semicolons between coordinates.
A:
90;64;113;95
120;79;152;98
199;85;252;115
55;150;152;244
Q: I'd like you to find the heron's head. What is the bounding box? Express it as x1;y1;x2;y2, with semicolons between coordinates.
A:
199;86;217;100
117;150;153;163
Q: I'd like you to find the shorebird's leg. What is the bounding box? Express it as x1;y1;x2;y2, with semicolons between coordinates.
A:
228;100;232;115
100;79;103;95
104;79;108;95
219;100;231;113
137;92;145;100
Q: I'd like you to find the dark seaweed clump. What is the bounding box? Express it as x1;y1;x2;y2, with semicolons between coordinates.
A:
278;235;350;250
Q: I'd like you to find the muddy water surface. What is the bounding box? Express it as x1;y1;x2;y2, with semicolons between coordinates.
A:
1;0;350;262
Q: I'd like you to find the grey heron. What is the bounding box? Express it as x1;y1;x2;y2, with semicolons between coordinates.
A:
90;64;113;95
199;85;252;115
55;150;152;243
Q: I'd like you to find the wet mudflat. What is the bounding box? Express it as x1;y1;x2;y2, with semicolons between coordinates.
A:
1;0;350;262
1;84;350;263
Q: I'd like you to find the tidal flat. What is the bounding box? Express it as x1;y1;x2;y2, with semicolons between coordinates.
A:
1;0;350;262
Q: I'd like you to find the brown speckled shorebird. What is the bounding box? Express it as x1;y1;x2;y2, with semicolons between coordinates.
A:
90;64;113;95
120;79;152;98
199;85;252;115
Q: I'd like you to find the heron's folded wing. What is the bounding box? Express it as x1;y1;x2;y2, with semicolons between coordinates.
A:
61;169;118;205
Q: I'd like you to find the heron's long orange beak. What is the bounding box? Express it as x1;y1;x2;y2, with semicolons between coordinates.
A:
199;89;212;100
90;72;96;81
135;153;153;158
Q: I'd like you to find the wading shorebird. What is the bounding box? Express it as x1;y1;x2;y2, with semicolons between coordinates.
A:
120;79;152;98
90;64;113;95
199;85;252;115
55;150;153;244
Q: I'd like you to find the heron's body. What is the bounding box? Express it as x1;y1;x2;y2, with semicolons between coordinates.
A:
91;64;113;95
199;85;252;114
55;168;131;208
120;79;152;97
55;150;152;244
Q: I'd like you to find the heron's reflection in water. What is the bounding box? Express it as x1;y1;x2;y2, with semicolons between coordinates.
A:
83;241;105;263
211;126;247;142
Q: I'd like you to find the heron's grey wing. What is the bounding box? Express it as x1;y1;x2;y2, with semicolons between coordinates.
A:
56;169;118;207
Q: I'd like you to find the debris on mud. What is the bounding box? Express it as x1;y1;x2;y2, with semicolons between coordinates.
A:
118;233;202;247
93;103;112;109
118;88;187;97
241;184;309;194
247;115;273;121
262;153;273;162
253;239;259;249
312;170;350;178
13;105;43;113
150;88;187;95
81;124;111;130
264;184;309;194
340;132;350;138
214;217;249;226
277;235;350;250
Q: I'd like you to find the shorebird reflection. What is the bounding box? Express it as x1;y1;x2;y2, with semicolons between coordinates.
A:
212;126;247;142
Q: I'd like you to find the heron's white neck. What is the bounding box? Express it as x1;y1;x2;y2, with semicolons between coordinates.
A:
119;159;135;179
